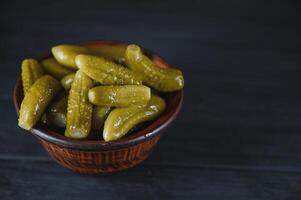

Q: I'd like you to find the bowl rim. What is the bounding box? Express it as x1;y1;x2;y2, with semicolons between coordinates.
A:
13;41;184;151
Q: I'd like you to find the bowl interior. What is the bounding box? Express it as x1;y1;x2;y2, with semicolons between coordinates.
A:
13;41;183;150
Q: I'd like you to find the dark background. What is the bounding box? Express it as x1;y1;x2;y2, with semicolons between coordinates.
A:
1;0;301;199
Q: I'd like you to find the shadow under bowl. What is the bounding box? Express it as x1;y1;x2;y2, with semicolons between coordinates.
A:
13;41;183;174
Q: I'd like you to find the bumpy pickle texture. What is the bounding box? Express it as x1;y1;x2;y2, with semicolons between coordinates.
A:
125;44;184;92
18;75;61;130
18;43;184;142
21;58;44;94
103;95;166;141
75;54;142;85
88;85;151;107
65;70;93;139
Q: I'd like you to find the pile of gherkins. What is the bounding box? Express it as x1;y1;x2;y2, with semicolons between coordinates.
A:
18;44;184;141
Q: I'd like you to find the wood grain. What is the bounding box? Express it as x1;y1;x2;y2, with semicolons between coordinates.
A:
1;159;301;200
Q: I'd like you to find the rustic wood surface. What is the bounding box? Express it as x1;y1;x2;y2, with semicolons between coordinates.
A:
1;0;301;199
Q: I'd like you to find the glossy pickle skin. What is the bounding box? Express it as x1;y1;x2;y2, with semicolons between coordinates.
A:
18;75;61;130
92;106;111;130
75;54;142;85
47;92;68;128
103;95;166;141
125;44;184;92
90;45;126;64
61;73;75;90
61;73;100;90
65;70;93;139
52;45;92;69
21;59;44;94
88;85;151;107
40;57;74;79
18;43;184;142
52;44;127;69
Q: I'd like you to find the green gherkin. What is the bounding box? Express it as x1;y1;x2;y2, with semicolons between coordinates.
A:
40;57;74;79
125;44;184;92
52;45;91;69
21;58;44;94
65;70;93;139
18;75;61;130
90;44;127;64
75;54;142;85
88;85;151;107
52;44;127;69
103;95;166;141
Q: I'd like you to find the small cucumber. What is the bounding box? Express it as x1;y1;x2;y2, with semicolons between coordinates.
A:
88;85;151;107
40;57;74;79
18;75;61;130
65;70;93;139
103;95;166;141
75;54;142;85
125;44;184;92
21;58;44;94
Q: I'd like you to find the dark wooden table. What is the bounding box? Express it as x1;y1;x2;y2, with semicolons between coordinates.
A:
1;0;301;199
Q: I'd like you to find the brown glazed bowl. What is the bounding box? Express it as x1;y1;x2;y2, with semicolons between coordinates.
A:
13;41;183;174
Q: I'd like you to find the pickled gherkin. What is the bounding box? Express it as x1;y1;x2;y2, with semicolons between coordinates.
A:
92;106;111;130
103;95;166;141
61;73;75;90
47;93;68;128
21;59;44;94
75;54;142;85
18;75;61;130
41;57;74;79
52;45;92;69
88;85;151;107
65;70;93;139
18;42;184;142
125;44;184;92
91;44;126;63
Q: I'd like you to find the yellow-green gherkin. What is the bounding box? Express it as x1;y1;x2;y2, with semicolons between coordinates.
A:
18;75;61;130
40;57;74;79
65;70;93;139
125;44;184;92
91;44;127;64
88;85;151;107
52;45;92;69
21;58;44;94
75;54;142;85
103;95;166;141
